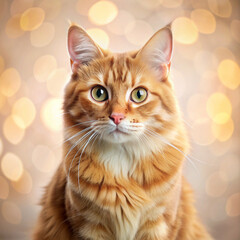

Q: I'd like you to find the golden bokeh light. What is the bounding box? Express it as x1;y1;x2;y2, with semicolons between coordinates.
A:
206;171;228;197
46;68;69;97
1;152;23;181
5;14;24;39
30;22;55;47
87;28;110;49
191;9;216;34
3;116;25;144
161;0;183;8
0;68;21;97
76;0;98;16
206;93;232;124
172;17;198;44
212;118;234;142
0;94;6;114
20;7;45;31
208;0;232;18
218;59;240;90
10;0;33;16
32;145;56;173
40;98;63;132
0;176;9;200
12;97;36;129
33;55;57;83
11;170;32;194
125;20;153;46
107;10;135;36
191;118;215;145
231;20;240;44
226;193;240;217
88;1;118;25
1;201;22;225
187;94;208;121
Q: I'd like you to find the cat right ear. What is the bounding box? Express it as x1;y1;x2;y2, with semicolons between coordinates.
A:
68;25;103;72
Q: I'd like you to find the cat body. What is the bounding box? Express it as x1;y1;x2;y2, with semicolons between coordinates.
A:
33;25;212;240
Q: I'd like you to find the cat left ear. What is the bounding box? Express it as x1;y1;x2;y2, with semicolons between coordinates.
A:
68;25;103;73
136;25;173;80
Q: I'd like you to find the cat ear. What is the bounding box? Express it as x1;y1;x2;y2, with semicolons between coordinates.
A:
136;25;173;80
68;25;103;72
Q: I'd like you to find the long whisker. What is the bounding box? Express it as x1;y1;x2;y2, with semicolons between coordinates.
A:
144;128;200;174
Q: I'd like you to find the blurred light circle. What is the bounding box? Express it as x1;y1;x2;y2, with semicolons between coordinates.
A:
30;22;55;47
88;1;118;25
41;98;63;132
187;94;208;121
46;68;69;97
218;59;240;90
206;171;228;197
5;14;24;39
11;170;32;194
0;56;5;74
226;193;240;217
172;17;198;44
87;28;109;49
0;68;21;97
161;0;182;8
3;116;25;144
107;10;135;36
206;93;232;124
0;176;9;199
191;118;215;145
76;0;98;16
125;20;153;46
1;152;23;181
220;154;240;181
138;0;162;10
231;20;240;44
191;9;216;34
208;0;232;18
33;55;57;82
10;0;33;16
20;7;45;31
1;201;22;224
212;118;234;142
32;145;56;172
12;97;36;129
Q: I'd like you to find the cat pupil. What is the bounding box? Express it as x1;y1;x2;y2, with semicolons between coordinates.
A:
97;89;103;98
137;90;142;99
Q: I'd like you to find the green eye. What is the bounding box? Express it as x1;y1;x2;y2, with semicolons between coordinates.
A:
131;87;147;103
91;86;108;102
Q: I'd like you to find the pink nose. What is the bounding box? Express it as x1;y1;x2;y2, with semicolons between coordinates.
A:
109;113;125;125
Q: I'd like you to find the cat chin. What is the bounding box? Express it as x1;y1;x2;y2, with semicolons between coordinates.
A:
103;131;137;144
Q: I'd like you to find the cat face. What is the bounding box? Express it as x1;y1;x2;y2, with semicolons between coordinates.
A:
64;25;179;151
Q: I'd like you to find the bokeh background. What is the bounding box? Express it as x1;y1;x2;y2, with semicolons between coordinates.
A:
0;0;239;239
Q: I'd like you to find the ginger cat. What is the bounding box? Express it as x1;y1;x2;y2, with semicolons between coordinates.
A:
33;24;213;240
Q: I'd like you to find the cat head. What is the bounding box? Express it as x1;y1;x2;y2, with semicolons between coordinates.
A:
64;24;181;156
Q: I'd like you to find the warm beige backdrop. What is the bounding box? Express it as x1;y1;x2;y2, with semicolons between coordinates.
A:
0;0;239;239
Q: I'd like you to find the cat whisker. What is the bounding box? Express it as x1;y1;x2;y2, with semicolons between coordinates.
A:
144;128;200;175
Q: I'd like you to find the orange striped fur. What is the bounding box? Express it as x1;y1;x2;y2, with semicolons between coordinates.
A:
33;25;213;240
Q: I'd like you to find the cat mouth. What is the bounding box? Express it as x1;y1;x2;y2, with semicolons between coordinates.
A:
111;128;128;135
